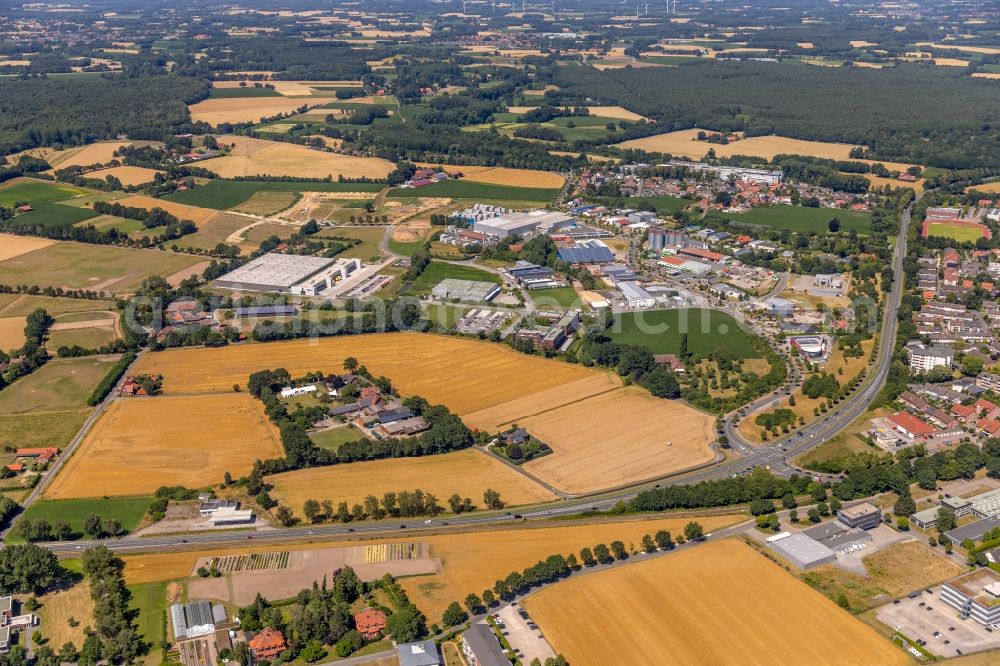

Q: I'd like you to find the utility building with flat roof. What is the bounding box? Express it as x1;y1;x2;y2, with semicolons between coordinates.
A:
941;569;1000;625
473;210;575;238
767;533;837;569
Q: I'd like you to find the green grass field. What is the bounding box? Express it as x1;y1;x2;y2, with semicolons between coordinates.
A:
389;180;559;203
0;355;121;413
47;326;118;351
164;180;384;210
316;226;385;260
408;261;501;296
10;497;151;541
608;308;762;359
596;195;687;215
14;202;99;228
0;242;205;294
0;410;90;452
925;221;987;243
530;286;581;309
719;205;872;234
128;581;169;653
84;214;149;234
208;86;282;98
388;238;428;256
310;426;366;451
0;180;89;207
0;295;116;317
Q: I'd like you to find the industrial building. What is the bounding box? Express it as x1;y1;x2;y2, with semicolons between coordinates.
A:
214;253;361;295
662;160;784;184
767;532;837;569
941;569;1000;625
837;502;882;530
801;522;872;553
789;335;828;359
618;281;656;309
431;278;500;303
473;209;576;238
647;226;688;252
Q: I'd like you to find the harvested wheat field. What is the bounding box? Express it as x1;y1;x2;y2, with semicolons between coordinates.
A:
518;387;716;494
0;233;55;262
415;163;565;189
45;393;283;499
188;97;328;124
972;72;1000;80
200;136;393;180
86;166;164;187
0;316;26;352
119;514;745;622
268;449;555;512
391;220;431;242
132;335;716;492
523;539;907;666
617;129;860;161
115;195;218;224
43;141;135;169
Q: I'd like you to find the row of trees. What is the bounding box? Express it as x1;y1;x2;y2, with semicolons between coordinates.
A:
299;488;505;524
0;308;52;388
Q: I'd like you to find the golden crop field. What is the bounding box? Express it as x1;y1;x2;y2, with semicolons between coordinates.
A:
504;106;647;122
188;97;330;124
916;42;1000;55
0;316;26;352
415;163;565;189
43;141;136;169
519;387;716;494
86;166;164;187
131;334;715;493
200;137;393;180
617;129;860;161
0;234;57;262
119;514;746;622
268;448;556;511
115;195;218;225
523;540;908;666
969;180;1000;193
45;393;283;499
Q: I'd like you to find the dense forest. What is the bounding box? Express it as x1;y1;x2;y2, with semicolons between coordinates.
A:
0;76;209;156
549;62;1000;169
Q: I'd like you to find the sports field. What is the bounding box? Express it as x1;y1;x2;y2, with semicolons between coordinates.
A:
0;355;120;413
267;449;556;512
131;334;717;493
0;242;206;295
198;136;393;180
85;166;163;187
188;97;331;124
721;204;873;234
608;309;762;358
117;514;745;623
523;539;907;666
925;221;988;243
415;163;565;189
45;393;284;499
617;129;860;161
0;234;56;262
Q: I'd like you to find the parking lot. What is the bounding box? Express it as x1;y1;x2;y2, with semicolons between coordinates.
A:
495;603;556;665
876;588;1000;658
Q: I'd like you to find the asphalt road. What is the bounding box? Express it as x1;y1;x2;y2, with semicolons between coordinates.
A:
34;202;912;556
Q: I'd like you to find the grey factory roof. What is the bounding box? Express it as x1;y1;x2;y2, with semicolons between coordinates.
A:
215;253;336;290
558;240;614;264
768;533;837;569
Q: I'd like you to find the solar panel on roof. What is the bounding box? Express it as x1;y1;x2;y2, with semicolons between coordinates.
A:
557;246;614;263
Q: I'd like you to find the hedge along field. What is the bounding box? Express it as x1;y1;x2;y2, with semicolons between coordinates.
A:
718;204;872;234
163;179;385;211
608;309;762;359
389;179;561;202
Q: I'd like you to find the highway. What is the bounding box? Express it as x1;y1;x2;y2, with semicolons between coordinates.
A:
35;202;912;556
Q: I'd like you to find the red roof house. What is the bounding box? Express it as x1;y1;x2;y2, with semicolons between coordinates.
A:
16;447;58;461
354;608;387;639
248;628;287;660
886;412;935;439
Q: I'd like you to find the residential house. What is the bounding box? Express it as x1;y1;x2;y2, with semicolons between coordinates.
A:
460;623;509;666
248;628;287;661
354;608;387;639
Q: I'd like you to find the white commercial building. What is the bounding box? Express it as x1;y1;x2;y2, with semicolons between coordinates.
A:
907;343;954;373
473;210;576;238
618;281;656;309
